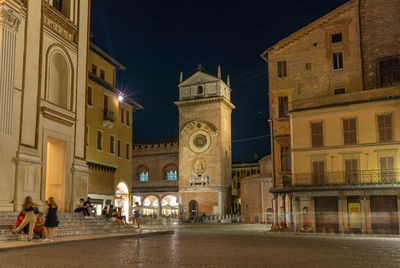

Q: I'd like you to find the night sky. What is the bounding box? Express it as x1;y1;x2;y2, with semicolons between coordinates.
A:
90;0;348;162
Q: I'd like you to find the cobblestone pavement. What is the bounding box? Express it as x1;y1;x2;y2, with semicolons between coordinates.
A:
1;225;400;267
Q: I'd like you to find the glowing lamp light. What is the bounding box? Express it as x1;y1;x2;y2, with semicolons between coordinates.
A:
118;95;124;102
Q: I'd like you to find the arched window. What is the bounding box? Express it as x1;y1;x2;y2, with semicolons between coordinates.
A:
137;165;149;182
47;50;71;109
197;85;203;94
163;164;178;180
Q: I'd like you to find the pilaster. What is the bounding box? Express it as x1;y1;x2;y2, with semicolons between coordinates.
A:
0;3;21;211
70;158;90;212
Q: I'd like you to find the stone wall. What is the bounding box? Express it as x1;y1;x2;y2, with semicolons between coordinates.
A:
360;0;400;90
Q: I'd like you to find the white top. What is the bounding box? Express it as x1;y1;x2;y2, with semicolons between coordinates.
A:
73;200;83;210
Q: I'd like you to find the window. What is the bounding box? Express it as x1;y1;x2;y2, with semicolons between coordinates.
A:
92;64;97;75
278;96;289;118
53;0;63;12
281;147;291;171
312;161;325;185
343;118;357;145
138;166;149;182
277;61;287;77
87;86;93;106
306;63;311;71
117;140;121;157
121;107;125;124
379;56;400;87
345;159;358;184
380;156;395;183
377;114;393;142
126;110;130;126
109;136;114;154
97;131;102;150
166;170;178;180
331;33;342;43
333;52;343;70
334;88;345;95
100;70;105;80
311;122;323;148
125;143;130;159
197;86;203;94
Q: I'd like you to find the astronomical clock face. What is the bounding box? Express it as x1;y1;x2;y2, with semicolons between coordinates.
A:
182;121;217;154
188;130;211;153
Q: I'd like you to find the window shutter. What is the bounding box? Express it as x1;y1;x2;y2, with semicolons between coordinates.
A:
311;122;323;147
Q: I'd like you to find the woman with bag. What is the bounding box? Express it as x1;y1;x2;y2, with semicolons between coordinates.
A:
11;196;38;241
44;197;58;241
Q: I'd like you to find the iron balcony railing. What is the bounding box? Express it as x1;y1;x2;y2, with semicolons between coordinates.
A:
103;109;114;122
285;169;400;188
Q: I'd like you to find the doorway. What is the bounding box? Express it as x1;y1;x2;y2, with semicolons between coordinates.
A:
45;138;66;211
115;182;129;222
189;200;198;220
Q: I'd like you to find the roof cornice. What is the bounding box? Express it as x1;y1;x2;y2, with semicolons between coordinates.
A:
174;96;235;110
90;42;126;71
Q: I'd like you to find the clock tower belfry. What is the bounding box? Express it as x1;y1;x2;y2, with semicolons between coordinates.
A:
175;65;235;219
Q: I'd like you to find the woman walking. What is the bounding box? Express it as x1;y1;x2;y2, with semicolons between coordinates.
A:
11;196;37;241
44;197;58;241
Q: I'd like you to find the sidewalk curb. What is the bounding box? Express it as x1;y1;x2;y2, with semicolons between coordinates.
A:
0;230;174;252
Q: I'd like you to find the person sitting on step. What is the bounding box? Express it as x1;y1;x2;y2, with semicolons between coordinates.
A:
73;198;90;219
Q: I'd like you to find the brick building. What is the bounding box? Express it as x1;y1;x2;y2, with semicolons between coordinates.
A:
240;155;273;224
262;0;400;234
131;139;179;218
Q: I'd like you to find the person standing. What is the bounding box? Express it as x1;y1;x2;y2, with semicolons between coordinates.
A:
44;197;58;241
11;196;37;241
133;202;141;229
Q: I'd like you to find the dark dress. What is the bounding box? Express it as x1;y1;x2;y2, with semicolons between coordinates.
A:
44;204;58;227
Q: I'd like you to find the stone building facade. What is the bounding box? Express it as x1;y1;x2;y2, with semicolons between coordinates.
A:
131;139;179;218
240;155;273;224
0;0;90;212
231;161;260;214
86;43;142;216
262;0;400;234
175;66;235;219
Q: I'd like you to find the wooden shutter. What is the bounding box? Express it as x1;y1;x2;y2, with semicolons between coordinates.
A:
103;95;108;111
343;118;357;145
277;61;287;77
345;159;358;184
380;156;395;183
312;161;325;185
378;114;393;142
278;97;288;118
311;122;323;147
87;86;92;106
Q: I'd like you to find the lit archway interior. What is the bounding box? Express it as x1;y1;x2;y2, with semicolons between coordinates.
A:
161;195;179;218
115;182;129;222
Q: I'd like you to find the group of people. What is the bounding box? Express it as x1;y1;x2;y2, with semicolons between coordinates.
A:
11;196;141;242
11;195;58;242
100;202;141;228
73;197;94;218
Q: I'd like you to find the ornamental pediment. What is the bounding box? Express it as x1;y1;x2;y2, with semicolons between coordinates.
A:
181;120;218;136
179;71;220;87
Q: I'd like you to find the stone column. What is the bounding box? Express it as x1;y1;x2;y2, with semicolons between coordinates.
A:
360;196;367;234
70;159;90;212
338;196;348;234
364;196;372;234
293;196;300;232
281;193;286;229
310;196;316;232
157;197;162;219
0;4;21;211
272;194;278;229
218;189;224;217
288;193;294;227
397;195;400;235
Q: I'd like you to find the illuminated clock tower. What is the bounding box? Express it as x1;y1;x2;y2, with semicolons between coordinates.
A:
175;65;235;219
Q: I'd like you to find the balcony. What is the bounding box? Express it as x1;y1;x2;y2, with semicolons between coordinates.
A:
102;110;114;128
189;177;209;187
275;170;400;192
